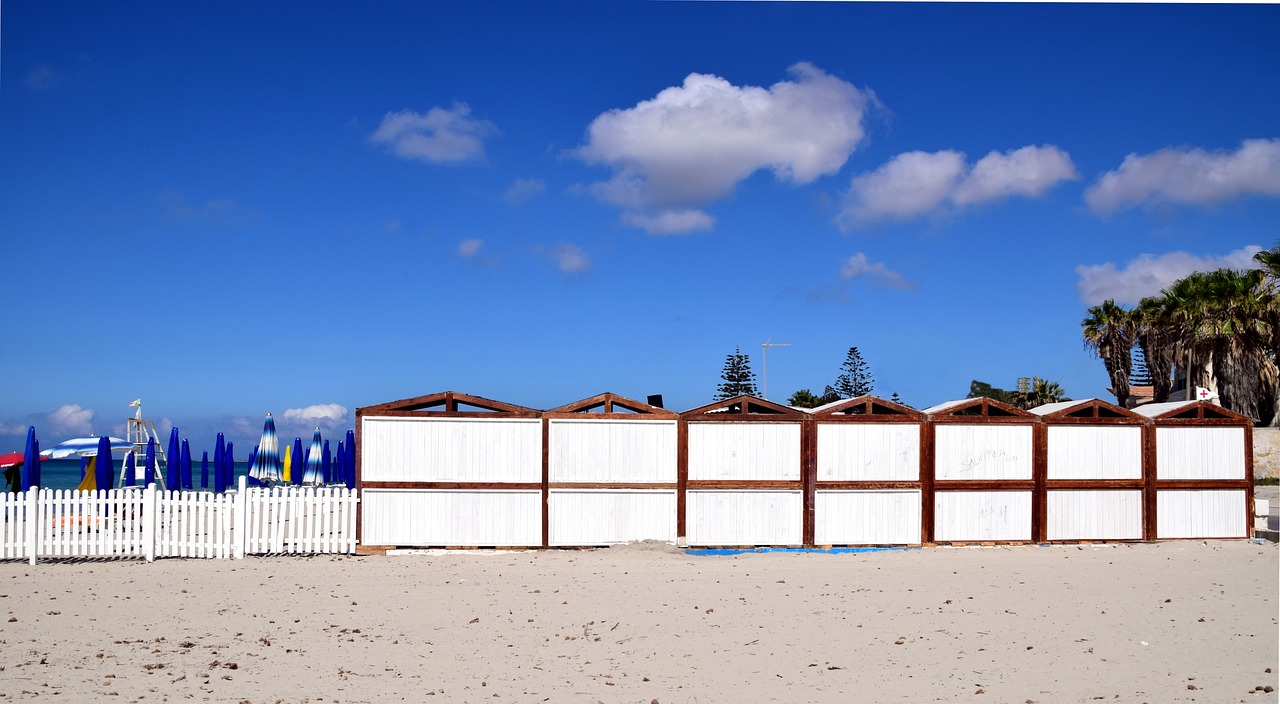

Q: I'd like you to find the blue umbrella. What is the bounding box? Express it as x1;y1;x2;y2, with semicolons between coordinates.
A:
21;426;40;491
302;428;324;485
180;439;193;490
291;437;304;485
225;442;235;488
166;427;181;491
335;440;345;487
200;451;209;489
345;429;356;489
95;434;114;491
213;433;226;493
144;437;156;486
322;439;331;484
246;446;260;487
248;413;282;484
123;451;137;488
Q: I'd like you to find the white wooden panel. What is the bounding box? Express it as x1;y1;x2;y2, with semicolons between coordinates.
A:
934;425;1032;480
686;490;802;546
687;423;801;481
1157;489;1246;538
1156;427;1246;480
814;490;921;545
361;416;542;483
361;489;541;546
934;491;1032;542
548;419;677;483
1047;426;1143;480
816;424;920;481
1046;490;1143;540
548;490;676;546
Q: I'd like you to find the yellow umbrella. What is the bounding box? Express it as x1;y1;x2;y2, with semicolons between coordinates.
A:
282;442;293;483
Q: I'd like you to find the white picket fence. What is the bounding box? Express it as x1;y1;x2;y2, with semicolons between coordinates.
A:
0;477;358;564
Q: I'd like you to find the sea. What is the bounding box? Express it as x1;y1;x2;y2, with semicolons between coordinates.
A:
33;458;253;491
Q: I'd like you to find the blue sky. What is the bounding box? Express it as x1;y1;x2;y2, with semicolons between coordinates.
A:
3;1;1278;455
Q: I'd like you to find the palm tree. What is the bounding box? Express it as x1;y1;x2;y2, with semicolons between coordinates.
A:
787;389;822;409
1133;296;1176;403
1082;299;1136;407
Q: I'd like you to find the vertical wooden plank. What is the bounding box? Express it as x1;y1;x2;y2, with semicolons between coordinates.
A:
1032;421;1048;543
919;421;935;544
1142;420;1157;541
802;417;815;547
676;418;688;544
1244;425;1255;538
354;414;363;546
541;416;550;548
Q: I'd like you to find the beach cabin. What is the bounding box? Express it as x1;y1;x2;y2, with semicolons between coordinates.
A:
681;396;807;547
924;398;1037;543
1134;401;1254;539
810;396;924;545
1030;399;1146;542
544;393;679;546
356;391;543;547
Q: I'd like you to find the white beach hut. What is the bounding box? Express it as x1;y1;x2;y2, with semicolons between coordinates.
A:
810;396;924;545
680;396;807;547
1133;400;1254;539
545;393;679;546
356;391;543;548
1029;398;1146;542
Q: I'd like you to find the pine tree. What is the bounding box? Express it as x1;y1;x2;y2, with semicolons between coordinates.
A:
833;346;875;398
714;346;759;400
1129;346;1152;386
890;391;905;406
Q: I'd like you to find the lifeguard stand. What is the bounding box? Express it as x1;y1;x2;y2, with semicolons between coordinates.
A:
121;400;168;489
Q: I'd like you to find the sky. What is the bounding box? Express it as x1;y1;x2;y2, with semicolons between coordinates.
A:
2;1;1278;456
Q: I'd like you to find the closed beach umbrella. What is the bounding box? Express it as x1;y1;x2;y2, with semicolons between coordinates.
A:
21;426;40;491
180;439;193;490
334;440;345;487
201;451;209;489
225;442;235;488
345;429;356;489
322;440;331;484
144;437;157;487
291;437;304;485
302;428;324;485
281;442;293;483
123;451;137;488
248;413;282;484
245;446;259;487
213;433;226;493
95;434;114;490
166;427;181;491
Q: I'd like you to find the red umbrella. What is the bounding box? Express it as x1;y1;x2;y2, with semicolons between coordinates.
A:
0;452;46;468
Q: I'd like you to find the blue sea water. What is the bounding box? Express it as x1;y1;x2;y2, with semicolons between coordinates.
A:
34;458;252;491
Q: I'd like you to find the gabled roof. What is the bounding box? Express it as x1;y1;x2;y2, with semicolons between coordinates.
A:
923;397;1034;419
810;395;924;420
546;392;678;419
356;390;540;417
681;394;806;420
1133;400;1250;422
1029;398;1142;422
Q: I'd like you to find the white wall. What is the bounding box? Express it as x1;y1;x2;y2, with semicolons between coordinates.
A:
361;489;541;546
687;423;801;481
1156;427;1247;480
1046;490;1143;540
934;425;1032;481
934;491;1032;542
685;490;802;546
1157;489;1246;538
361;416;542;483
547;489;676;545
814;490;921;545
548;419;677;483
816;424;920;481
1047;426;1142;480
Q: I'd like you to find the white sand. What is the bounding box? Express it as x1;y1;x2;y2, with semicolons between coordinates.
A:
1;541;1275;703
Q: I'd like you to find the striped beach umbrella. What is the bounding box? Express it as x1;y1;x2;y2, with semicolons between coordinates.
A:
291;437;304;485
249;413;282;484
301;428;324;485
345;429;356;489
38;436;132;459
166;427;181;491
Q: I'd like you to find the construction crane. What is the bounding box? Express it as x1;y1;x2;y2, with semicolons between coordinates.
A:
761;338;792;400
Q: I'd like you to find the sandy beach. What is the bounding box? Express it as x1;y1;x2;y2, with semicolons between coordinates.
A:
1;541;1275;704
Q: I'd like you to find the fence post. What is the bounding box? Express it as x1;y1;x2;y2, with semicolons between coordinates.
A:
234;475;248;559
26;486;39;566
143;483;157;562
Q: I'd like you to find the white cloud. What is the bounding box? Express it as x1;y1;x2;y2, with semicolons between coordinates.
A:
1075;245;1263;305
839;145;1078;227
1085;138;1280;215
280;405;350;437
839;253;915;290
620;209;715;235
456;238;484;257
504;178;546;205
553;243;590;273
47;405;95;436
370;102;498;164
577;63;877;232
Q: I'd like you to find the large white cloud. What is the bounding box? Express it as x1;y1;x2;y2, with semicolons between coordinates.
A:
370;102;498;164
47;404;95;436
840;253;915;290
1085;138;1280;215
577;63;877;233
282;404;350;433
840;145;1078;227
1075;245;1263;305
